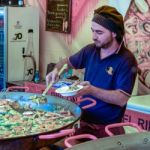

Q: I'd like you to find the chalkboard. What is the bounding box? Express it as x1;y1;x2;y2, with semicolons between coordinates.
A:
46;0;72;33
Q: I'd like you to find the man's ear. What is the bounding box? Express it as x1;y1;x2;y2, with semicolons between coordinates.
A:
112;32;117;37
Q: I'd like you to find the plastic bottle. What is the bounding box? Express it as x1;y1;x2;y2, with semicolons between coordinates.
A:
34;70;40;83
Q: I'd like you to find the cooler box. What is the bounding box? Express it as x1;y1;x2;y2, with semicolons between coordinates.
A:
123;95;150;131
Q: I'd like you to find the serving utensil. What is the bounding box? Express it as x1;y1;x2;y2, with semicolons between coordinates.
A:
42;64;68;96
29;64;68;104
68;80;80;90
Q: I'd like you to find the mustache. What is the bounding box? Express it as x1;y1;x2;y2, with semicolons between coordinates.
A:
93;39;98;42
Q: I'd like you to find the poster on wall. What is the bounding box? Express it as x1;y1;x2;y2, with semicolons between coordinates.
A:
46;0;72;33
124;0;150;95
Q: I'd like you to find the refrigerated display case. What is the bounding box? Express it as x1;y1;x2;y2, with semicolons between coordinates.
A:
0;7;7;89
0;6;39;90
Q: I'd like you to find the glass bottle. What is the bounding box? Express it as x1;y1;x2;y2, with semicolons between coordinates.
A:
26;29;34;56
23;29;35;81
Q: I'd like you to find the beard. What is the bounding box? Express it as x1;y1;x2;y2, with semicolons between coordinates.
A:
94;41;109;52
94;40;102;51
94;39;114;54
95;44;101;54
94;37;113;50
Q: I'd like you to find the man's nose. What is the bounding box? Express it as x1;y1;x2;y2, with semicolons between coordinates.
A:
92;32;97;40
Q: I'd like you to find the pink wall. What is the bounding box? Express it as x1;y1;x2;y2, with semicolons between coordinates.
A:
28;0;99;78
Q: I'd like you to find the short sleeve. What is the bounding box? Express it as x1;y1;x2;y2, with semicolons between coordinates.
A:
115;59;137;95
69;45;93;69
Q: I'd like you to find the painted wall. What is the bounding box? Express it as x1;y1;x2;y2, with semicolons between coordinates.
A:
27;0;131;79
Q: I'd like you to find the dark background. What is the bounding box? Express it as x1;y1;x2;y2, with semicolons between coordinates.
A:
46;0;72;33
0;0;21;6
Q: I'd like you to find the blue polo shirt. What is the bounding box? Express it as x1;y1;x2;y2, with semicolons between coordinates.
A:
69;43;137;124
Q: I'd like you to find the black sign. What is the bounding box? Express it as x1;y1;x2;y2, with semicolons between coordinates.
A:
46;0;72;33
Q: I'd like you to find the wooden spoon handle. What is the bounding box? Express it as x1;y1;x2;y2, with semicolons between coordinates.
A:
42;64;68;96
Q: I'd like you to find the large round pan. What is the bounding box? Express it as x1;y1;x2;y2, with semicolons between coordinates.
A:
0;91;82;150
0;91;82;140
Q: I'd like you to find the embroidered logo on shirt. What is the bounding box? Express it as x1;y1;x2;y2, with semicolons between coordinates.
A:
106;67;113;75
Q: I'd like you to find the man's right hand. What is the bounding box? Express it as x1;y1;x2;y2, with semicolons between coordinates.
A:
46;68;59;86
46;60;69;86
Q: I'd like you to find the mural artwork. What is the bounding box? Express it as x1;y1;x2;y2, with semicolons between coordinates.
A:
124;0;150;95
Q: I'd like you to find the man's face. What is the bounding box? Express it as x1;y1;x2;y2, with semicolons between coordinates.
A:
91;22;115;49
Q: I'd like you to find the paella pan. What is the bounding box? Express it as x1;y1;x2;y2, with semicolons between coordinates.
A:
0;90;82;150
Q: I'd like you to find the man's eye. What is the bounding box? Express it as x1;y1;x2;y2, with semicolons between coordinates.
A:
97;32;102;35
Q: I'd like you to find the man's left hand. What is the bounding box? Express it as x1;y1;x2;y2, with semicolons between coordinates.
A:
76;81;92;96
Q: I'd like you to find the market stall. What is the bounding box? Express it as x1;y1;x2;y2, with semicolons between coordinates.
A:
123;95;150;131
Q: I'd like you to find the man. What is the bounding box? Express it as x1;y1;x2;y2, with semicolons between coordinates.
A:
46;5;137;138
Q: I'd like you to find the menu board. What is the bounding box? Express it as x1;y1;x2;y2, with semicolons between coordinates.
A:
46;0;72;33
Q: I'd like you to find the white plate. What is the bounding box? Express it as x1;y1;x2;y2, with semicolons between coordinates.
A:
55;85;83;96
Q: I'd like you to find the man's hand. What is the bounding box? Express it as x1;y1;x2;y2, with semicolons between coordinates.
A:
76;81;92;96
46;68;59;86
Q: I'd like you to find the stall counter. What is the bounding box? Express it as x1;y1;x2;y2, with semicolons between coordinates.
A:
123;95;150;131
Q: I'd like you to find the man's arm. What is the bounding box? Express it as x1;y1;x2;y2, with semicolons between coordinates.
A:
77;82;129;107
54;58;70;71
90;86;129;107
46;58;73;84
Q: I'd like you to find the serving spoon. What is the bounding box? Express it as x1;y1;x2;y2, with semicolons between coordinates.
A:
42;64;68;96
29;64;68;104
